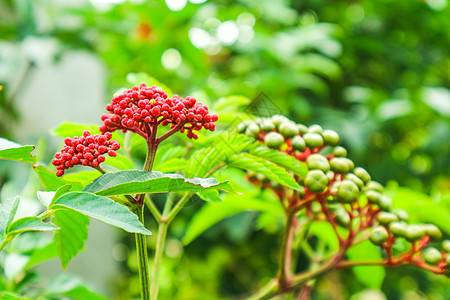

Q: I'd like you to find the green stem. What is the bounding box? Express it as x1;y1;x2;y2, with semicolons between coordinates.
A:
133;206;150;300
145;194;161;223
150;194;174;300
166;193;191;225
0;237;12;252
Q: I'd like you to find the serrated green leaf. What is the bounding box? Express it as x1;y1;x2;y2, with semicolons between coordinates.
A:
6;217;59;237
346;240;385;289
52;192;151;235
183;192;282;245
250;145;308;178
228;153;302;191
34;166;83;191
0;138;36;163
53;209;89;269
0;197;20;236
83;170;236;196
185;133;253;178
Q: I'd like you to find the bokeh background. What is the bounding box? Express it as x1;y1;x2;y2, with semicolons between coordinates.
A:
0;0;449;299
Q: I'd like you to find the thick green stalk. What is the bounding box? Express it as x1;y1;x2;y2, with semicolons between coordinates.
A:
134;206;150;300
150;194;173;300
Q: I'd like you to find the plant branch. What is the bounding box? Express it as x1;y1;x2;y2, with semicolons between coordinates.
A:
278;210;296;286
156;121;187;143
150;194;174;300
166;193;191;225
133;206;150;300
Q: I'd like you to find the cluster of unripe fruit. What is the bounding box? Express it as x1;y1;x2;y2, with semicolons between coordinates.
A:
238;115;448;274
238;115;383;205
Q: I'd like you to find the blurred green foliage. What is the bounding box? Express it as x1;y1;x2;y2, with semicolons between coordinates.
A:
0;0;449;299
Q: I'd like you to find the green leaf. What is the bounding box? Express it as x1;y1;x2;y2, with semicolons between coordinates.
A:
346;240;386;289
0;197;20;236
196;190;222;203
185;134;253;178
0;137;36;163
53;209;89;269
25;241;58;269
104;154;135;170
250;145;308;178
63;171;100;187
183;192;283;245
6;217;59;237
214;95;251;111
154;158;187;173
309;222;339;253
228;153;302;191
45;274;107;300
52;192;151;235
83;170;236;196
51;122;123;145
34;166;83;191
153;144;186;168
0;291;31;299
37;184;72;208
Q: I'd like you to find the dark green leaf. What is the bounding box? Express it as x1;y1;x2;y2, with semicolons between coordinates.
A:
53;209;89;269
0;138;36;163
83;170;236;196
52;192;151;235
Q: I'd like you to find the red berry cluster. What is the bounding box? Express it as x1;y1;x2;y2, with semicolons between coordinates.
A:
52;131;120;177
99;83;218;140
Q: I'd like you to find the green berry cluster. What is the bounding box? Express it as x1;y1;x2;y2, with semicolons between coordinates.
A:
237;115;448;276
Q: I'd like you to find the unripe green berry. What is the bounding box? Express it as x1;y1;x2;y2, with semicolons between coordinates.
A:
237;120;251;133
264;132;284;149
378;195;393;211
441;240;450;252
365;190;383;204
333;146;347;157
311;202;322;214
370;226;389;245
305;170;329;193
423;224;442;241
279;122;299;138
297;124;308;134
389;221;407;237
365;181;384;193
291;136;306;151
306;154;330;173
245;124;260;137
405;225;426;242
326;171;334;181
377;212;399;225
330;158;350;174
346;173;364;191
393;208;409;221
337;180;359;203
303;133;324;149
335;208;350;227
322;130;339;146
260;120;275;132
353;167;371;184
423;247;442;265
308;124;323;134
340;158;354;172
272;114;290;127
